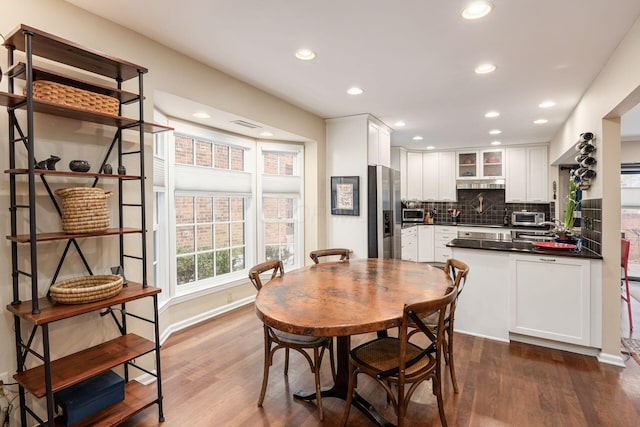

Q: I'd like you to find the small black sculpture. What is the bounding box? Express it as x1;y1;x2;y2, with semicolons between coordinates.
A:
103;164;113;174
117;164;126;175
69;160;90;172
35;155;61;170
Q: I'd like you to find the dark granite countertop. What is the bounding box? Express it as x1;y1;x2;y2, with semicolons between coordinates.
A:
446;238;602;259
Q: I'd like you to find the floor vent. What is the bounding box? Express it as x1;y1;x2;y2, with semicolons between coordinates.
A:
230;119;261;129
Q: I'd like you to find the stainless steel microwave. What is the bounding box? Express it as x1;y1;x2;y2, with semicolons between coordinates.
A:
402;208;425;223
511;211;545;227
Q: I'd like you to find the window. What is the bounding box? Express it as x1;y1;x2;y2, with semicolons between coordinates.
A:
175;194;247;285
175;133;244;171
263;197;296;266
264;151;295;175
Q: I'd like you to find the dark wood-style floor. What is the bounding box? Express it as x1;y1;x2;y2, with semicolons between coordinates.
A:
122;304;640;427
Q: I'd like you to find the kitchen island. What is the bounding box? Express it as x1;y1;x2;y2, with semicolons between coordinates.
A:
446;238;603;359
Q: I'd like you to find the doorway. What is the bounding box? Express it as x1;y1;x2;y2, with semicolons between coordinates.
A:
621;165;640;280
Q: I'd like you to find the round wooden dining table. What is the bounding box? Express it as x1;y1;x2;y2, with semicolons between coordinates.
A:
254;258;452;426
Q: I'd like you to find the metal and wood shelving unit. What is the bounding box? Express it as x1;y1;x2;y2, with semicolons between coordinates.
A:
1;24;171;426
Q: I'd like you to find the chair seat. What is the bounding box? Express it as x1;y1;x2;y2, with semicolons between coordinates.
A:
273;329;330;346
351;337;436;379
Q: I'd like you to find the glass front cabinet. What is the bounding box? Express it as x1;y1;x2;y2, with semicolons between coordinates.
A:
457;149;504;179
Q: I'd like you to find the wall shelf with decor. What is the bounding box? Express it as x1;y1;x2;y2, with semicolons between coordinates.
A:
2;24;171;426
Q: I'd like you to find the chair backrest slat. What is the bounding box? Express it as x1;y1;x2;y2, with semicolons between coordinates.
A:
248;259;284;291
309;248;351;264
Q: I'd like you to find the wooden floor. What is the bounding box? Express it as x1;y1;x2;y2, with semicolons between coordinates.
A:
122;304;640;427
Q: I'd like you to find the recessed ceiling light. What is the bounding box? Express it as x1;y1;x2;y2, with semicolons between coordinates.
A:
489;129;502;135
347;87;364;95
538;100;556;108
426;146;436;150
413;136;423;141
475;63;497;74
462;2;494;20
533;119;548;124
193;112;210;119
394;121;406;127
295;48;316;60
485;111;500;118
260;131;274;137
490;141;502;146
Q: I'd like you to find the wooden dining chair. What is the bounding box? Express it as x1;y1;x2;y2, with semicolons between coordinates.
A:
248;260;335;420
409;258;469;393
340;286;458;427
621;238;633;331
309;248;351;264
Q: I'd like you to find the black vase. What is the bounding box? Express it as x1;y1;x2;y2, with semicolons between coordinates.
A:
69;160;90;172
103;164;113;174
117;165;126;175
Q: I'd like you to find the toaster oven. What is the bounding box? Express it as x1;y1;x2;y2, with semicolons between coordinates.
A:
511;211;545;227
402;208;425;223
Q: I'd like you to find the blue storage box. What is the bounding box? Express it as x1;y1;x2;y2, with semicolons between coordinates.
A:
54;370;125;425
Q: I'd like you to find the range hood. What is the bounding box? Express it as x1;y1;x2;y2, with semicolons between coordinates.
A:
456;179;505;189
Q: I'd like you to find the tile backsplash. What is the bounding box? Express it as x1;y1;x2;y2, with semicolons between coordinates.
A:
405;189;552;227
580;198;602;256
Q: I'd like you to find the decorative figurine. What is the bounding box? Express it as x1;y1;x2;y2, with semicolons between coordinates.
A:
117;164;126;175
103;163;113;174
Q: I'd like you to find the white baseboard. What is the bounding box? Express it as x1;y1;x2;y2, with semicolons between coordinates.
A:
159;295;255;345
454;328;510;344
597;351;626;367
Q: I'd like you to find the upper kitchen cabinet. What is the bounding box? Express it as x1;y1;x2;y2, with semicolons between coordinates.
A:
457;149;504;179
368;121;391;168
505;145;548;203
390;147;408;199
406;151;423;200
422;151;456;202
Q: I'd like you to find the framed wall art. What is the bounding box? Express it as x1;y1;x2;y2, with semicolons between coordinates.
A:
331;176;359;216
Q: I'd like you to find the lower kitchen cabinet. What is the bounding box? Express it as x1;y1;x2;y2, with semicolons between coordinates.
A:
417;225;434;262
401;226;418;261
509;254;591;346
434;226;456;263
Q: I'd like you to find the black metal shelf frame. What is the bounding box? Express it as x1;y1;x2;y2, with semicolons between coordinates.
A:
5;27;164;426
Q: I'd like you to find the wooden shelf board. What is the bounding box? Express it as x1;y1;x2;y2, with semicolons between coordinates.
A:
5;169;142;180
54;380;160;427
0;91;172;133
6;63;140;104
3;24;147;81
7;227;142;243
13;334;156;398
6;284;161;324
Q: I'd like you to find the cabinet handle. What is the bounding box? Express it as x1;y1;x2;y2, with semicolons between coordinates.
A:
539;258;556;262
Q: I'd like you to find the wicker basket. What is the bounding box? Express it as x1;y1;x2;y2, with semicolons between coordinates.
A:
27;80;119;115
54;187;112;234
49;275;123;304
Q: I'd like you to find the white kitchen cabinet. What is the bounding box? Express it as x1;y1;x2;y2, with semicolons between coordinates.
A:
368;122;391;168
509;254;591;346
434;226;457;263
401;226;418;261
417;225;435;262
422;151;456;201
505;145;548;202
406;152;423;200
457;149;504;179
391;147;408;200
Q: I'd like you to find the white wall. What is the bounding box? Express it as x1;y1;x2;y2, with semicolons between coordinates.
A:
622;138;640;161
549;15;640;360
0;0;327;409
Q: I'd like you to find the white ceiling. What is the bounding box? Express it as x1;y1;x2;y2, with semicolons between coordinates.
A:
64;0;640;149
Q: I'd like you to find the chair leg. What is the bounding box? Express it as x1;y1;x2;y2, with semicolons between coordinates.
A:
328;338;337;381
313;347;324;421
434;375;448;427
284;347;290;376
624;274;633;331
447;327;458;393
258;326;272;407
340;363;357;427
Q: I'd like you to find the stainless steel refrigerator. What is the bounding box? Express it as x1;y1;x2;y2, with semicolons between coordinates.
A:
368;165;401;259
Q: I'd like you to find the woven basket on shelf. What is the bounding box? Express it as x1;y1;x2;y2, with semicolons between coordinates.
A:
27;80;119;115
54;187;112;234
49;275;123;304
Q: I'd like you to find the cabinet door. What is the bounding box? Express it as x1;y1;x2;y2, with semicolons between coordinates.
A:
509;255;590;346
368;123;379;166
391;147;408;200
378;127;391;168
457;151;478;179
438;151;457;201
481;149;504;178
505;147;527;202
401;227;418;261
526;146;548;202
417;226;435;262
406;152;423;200
421;152;439;201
